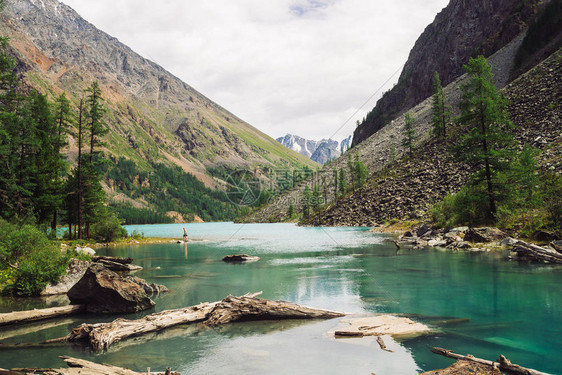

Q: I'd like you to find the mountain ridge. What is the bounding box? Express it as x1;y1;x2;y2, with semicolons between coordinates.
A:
276;134;350;164
352;0;545;146
0;0;317;183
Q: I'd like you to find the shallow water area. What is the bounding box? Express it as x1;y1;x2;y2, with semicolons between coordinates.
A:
0;223;561;374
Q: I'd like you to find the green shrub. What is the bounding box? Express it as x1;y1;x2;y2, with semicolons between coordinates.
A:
11;242;69;296
129;229;144;240
0;222;70;296
539;171;562;232
431;185;490;228
91;214;128;243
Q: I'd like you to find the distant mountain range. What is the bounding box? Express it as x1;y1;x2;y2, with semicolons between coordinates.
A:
276;134;352;164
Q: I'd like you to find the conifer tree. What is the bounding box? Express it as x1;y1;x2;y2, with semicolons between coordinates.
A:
453;56;515;221
338;167;346;195
312;184;323;213
353;153;368;188
401;112;415;157
82;81;107;238
302;185;311;220
431;71;449;138
347;154;355;191
0;29;22;219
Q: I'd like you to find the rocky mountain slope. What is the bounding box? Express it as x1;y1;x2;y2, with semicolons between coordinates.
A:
314;49;561;226
0;0;316;191
241;32;533;223
276;134;345;164
352;0;545;146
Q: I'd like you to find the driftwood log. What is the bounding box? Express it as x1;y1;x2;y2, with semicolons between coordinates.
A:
431;347;552;375
512;241;562;264
6;356;179;375
61;293;344;351
91;256;134;265
0;305;85;327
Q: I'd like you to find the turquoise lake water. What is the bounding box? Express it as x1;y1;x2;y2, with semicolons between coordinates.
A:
0;223;561;374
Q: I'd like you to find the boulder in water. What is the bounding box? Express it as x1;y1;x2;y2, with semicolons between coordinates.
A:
68;264;155;313
222;254;260;263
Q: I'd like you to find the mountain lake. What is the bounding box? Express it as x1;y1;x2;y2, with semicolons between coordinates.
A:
0;223;560;374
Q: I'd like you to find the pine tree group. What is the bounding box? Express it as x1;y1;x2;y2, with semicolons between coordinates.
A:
0;29;109;237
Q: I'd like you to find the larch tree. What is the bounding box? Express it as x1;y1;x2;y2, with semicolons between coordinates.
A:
82;81;108;238
401;112;415;157
431;71;449;138
453;55;515;222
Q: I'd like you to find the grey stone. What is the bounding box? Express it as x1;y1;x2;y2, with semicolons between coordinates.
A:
501;237;519;246
68;264;155;313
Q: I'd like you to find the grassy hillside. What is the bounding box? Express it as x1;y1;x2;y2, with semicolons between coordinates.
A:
0;0;318;223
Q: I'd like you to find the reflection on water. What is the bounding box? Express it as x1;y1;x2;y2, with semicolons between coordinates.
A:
0;223;561;374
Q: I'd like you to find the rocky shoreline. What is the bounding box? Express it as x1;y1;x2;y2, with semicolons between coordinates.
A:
389;224;562;264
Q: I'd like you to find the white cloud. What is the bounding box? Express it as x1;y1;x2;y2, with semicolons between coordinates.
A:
61;0;448;142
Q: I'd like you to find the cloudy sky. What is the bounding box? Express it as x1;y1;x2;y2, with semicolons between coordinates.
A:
61;0;449;142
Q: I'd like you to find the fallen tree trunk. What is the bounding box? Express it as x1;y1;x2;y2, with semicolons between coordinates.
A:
431;347;552;375
0;305;85;327
91;256;134;264
66;302;217;351
35;356;179;375
63;293;344;351
512;241;562;264
203;294;344;325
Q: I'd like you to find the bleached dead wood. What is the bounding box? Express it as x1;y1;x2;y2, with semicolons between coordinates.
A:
91;256;134;264
431;347;552;375
63;292;343;351
0;305;85;327
66;301;217;351
334;315;431;338
203;294;344;325
36;356;179;375
376;335;393;352
512;241;562;264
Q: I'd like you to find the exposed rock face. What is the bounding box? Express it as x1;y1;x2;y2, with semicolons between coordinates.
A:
276;134;342;164
127;276;169;295
464;228;507;243
242;35;531;224
67;264;155;313
339;135;352;154
244;47;561;226
41;259;90;296
353;0;542;146
310;142;340;165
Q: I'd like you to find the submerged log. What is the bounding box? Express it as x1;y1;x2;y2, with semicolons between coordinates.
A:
0;305;85;327
0;319;75;341
431;347;552;375
34;356;179;375
222;254;260;263
334;315;431;338
63;292;343;351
